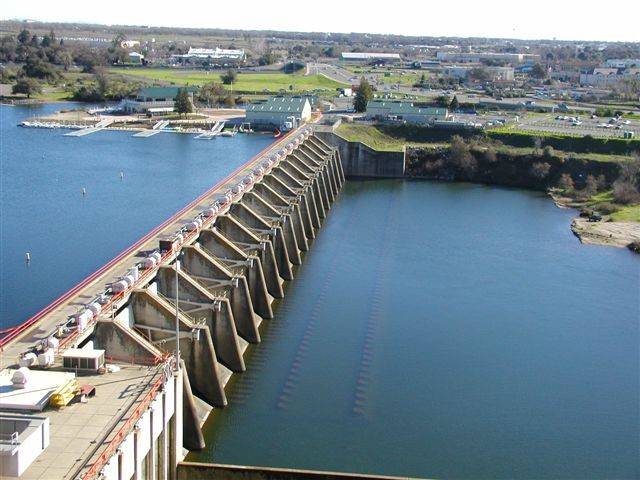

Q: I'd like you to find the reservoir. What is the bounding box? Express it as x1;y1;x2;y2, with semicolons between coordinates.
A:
189;180;639;479
0;103;274;328
1;104;638;479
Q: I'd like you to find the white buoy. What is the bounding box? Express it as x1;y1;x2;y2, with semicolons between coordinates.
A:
119;171;124;180
82;187;86;196
25;252;31;263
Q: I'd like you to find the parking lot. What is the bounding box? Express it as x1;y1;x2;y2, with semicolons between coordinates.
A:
514;113;640;138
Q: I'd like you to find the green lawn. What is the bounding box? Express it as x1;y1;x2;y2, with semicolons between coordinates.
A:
33;90;73;101
335;124;447;152
108;68;347;94
587;191;640;222
610;204;640;222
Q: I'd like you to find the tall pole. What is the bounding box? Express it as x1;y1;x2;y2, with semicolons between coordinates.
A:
175;259;181;371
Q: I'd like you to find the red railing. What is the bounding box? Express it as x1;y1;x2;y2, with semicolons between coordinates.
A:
0;127;300;350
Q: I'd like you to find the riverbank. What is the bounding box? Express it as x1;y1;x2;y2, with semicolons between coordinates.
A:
406;146;639;251
549;191;640;249
332;125;640;251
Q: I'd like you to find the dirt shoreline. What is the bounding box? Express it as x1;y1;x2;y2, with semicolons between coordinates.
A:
549;191;640;251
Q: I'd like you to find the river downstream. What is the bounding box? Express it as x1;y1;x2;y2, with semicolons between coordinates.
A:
189;180;639;479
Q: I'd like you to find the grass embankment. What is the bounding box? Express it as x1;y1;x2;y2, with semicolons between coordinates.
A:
108;68;347;94
586;192;640;222
337;123;640;222
335;124;447;152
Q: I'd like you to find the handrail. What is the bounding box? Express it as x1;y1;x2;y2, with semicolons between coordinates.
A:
80;359;173;480
0;127;301;350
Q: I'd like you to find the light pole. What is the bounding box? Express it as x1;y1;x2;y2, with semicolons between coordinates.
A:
174;252;182;371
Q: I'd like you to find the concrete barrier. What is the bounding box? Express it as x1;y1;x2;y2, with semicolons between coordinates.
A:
315;131;405;179
177;462;427;480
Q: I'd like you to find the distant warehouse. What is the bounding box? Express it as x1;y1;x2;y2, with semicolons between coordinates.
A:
172;46;246;65
366;100;449;124
340;52;401;64
245;96;312;131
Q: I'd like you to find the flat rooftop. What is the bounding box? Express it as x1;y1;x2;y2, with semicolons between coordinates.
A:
14;362;163;480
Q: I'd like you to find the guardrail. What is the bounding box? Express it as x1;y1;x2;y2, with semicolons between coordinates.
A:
80;358;174;480
0;126;301;350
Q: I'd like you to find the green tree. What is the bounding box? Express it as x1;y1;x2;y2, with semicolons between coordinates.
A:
449;135;476;174
353;77;373;113
468;67;490;83
435;95;450;108
17;29;30;44
530;63;547;79
12;77;41;98
449;95;459;111
174;88;193;117
221;69;238;85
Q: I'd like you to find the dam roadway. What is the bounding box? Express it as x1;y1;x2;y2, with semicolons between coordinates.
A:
0;126;345;480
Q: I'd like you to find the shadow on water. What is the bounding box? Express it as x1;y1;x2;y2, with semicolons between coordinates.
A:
190;179;639;480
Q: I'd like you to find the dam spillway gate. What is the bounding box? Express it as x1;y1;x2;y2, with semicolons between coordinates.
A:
97;131;345;449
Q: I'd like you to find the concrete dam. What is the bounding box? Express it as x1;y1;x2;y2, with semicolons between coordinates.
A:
0;128;347;480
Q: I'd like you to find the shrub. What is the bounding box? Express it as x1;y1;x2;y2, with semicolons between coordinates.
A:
612;157;640;204
558;173;575;191
595;202;619;215
484;147;497;163
530;162;551;180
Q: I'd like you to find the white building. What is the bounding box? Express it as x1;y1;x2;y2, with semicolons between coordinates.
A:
436;51;539;64
580;67;640;87
128;52;144;64
605;59;640;68
121;40;140;49
340;52;401;64
173;47;245;64
245;97;312;130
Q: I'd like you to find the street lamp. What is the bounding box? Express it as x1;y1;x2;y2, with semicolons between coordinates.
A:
174;251;183;371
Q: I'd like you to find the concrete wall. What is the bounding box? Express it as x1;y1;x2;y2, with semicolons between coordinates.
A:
177;463;425;480
101;368;183;480
315;131;405;178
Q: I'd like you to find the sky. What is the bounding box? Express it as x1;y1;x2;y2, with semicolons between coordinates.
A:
2;0;639;43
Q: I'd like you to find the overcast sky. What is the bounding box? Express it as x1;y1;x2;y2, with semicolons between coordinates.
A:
2;0;639;43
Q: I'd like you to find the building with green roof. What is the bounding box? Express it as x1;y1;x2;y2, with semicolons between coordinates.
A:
366;100;449;124
245;96;312;130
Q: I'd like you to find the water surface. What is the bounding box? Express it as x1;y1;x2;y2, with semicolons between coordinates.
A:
190;180;639;480
0;103;273;327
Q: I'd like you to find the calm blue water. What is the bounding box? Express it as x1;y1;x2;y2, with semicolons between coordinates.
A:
190;180;640;479
0;103;273;328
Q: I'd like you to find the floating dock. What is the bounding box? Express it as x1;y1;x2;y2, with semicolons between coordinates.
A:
133;129;162;138
195;121;226;139
64;127;103;137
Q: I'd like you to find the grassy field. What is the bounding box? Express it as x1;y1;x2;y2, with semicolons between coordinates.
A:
109;68;347;93
335;124;448;152
610;204;640;222
587;191;640;222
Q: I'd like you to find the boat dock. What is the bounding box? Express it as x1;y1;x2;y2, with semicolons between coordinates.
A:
195;121;226;139
64;118;115;137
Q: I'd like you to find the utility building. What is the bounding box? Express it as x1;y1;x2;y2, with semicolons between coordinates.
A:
245;96;312;130
121;86;196;114
366;100;449;124
340;52;402;64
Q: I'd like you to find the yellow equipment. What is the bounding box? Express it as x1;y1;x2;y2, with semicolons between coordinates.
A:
49;379;80;408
